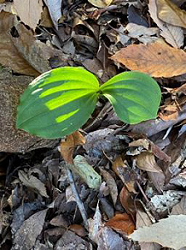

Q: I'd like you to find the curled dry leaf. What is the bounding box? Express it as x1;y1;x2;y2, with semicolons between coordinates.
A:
12;0;43;30
135;152;162;173
148;0;184;48
111;40;186;77
60;131;86;164
157;0;186;28
130;215;186;250
88;0;113;8
119;186;136;218
105;213;135;235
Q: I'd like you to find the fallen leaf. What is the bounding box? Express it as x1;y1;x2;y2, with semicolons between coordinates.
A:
112;156;137;193
100;169;118;205
171;196;186;215
157;0;186;28
129;215;186;250
13;209;48;250
18;170;49;198
88;203;127;250
119;187;136;218
60;131;86;164
105;213;135;235
0;12;68;76
69;155;102;189
44;0;62;29
136;209;161;250
136;152;162;173
126;23;158;44
88;0;113;8
69;224;87;237
55;230;91;249
12;0;43;30
148;0;184;48
111;40;186;77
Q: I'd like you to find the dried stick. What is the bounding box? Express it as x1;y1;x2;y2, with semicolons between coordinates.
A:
65;164;88;229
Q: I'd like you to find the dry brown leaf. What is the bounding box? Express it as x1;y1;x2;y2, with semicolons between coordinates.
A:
0;12;38;75
157;0;186;28
40;6;53;27
69;224;87;237
105;213;135;235
60;131;86;164
100;169;118;205
130;215;186;250
136;152;162;173
148;0;184;48
12;0;43;30
111;40;186;77
88;0;113;8
136;209;161;250
112;156;137;193
171;196;186;215
119;187;136;218
0;12;68;76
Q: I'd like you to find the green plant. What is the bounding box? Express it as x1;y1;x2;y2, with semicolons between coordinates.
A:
16;67;161;139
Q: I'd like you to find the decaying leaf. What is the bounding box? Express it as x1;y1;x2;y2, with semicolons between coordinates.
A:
88;0;113;8
130;215;186;250
13;209;48;250
60;131;86;164
111;40;186;77
12;0;43;30
126;23;158;44
136;152;162;173
100;169;118;205
88;203;127;250
105;213;135;235
136;209;161;250
119;187;136;218
68;155;102;189
148;0;184;48
43;0;62;29
171;196;186;215
18;170;49;198
157;0;186;28
0;12;68;76
112;156;137;193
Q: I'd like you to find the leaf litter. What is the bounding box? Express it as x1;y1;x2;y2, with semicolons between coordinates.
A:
1;0;186;249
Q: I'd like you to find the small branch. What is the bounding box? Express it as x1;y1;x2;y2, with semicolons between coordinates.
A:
65;164;88;229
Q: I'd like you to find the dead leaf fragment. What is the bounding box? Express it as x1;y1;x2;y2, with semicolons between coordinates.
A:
105;213;135;235
44;0;62;29
148;0;184;48
12;0;43;30
157;0;186;28
100;169;118;205
13;209;48;250
130;215;186;250
111;40;186;77
88;0;113;8
60;131;86;164
136;152;162;173
18;170;49;198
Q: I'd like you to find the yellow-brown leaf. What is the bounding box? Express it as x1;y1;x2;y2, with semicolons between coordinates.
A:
111;40;186;77
157;0;186;28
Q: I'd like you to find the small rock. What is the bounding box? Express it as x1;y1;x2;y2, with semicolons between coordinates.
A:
0;67;59;153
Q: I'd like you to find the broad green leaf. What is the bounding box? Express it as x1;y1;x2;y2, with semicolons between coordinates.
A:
17;67;99;139
100;71;161;124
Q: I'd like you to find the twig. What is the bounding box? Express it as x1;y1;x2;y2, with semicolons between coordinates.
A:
65;164;88;229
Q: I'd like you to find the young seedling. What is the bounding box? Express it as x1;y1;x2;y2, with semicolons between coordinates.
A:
16;67;161;138
16;66;161;227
